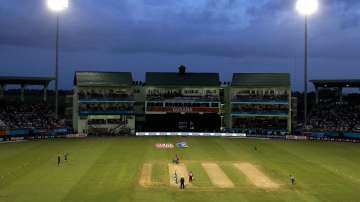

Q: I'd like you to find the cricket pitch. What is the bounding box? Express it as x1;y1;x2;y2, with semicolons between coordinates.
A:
233;162;280;190
202;162;234;188
168;163;192;187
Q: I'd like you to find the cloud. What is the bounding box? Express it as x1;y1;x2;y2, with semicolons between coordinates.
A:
0;0;359;59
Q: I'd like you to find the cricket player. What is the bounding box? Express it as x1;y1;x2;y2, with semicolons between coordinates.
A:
290;175;296;185
189;171;193;183
174;171;178;184
180;177;185;189
57;155;61;166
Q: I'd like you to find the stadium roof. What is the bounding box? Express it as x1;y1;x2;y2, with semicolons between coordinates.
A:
231;73;290;88
0;76;54;85
145;72;220;87
310;79;360;88
74;71;133;87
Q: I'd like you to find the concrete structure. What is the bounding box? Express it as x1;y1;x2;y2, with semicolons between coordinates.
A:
144;66;221;132
133;81;146;131
311;80;360;104
229;73;291;134
73;72;135;135
71;70;293;135
0;76;54;102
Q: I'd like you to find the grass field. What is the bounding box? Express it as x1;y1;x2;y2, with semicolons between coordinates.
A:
0;137;360;202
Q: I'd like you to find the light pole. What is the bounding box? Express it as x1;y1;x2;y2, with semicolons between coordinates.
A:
47;0;68;119
296;0;318;127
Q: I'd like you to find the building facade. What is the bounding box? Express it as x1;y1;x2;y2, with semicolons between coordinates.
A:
72;70;292;135
144;66;221;132
73;72;135;135
228;73;291;135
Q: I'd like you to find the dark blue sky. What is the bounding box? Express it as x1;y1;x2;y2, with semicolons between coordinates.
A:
0;0;359;90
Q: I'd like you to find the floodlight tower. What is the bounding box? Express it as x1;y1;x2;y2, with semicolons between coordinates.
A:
47;0;69;119
296;0;318;127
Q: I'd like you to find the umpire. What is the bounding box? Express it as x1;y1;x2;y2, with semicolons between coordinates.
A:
180;177;185;189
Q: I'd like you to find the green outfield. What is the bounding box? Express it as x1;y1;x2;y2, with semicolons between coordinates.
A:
0;137;359;202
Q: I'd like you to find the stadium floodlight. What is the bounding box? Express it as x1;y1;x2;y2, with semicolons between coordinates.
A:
47;0;69;119
47;0;69;12
295;0;318;127
296;0;319;16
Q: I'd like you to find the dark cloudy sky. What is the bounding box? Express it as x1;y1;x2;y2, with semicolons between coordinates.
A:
0;0;359;90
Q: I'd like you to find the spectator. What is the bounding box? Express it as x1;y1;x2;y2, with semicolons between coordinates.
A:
307;101;360;132
0;101;66;130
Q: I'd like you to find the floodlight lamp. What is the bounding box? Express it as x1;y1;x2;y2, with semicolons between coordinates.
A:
296;0;319;16
47;0;69;12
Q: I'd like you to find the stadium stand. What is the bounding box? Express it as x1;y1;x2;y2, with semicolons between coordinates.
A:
294;80;360;141
0;101;66;130
1;72;359;141
0;76;53;102
73;71;135;135
144;66;222;132
301;80;360;140
0;76;70;138
229;73;291;135
308;101;360;132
